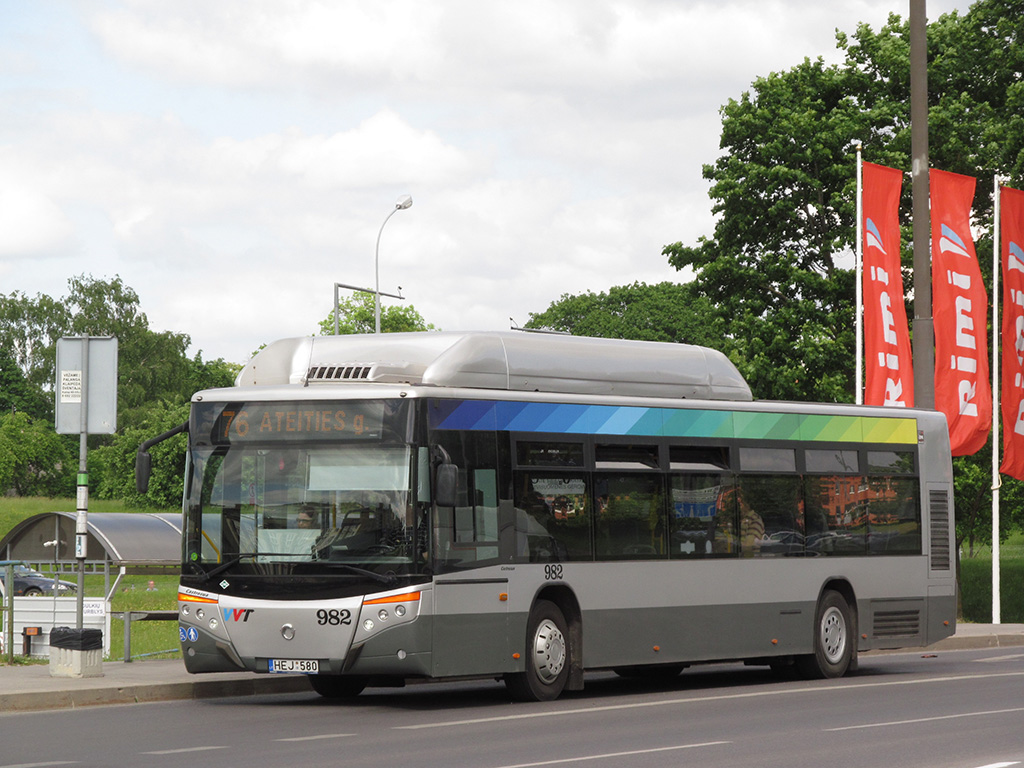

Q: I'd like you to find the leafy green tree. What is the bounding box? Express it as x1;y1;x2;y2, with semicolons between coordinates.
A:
0;411;74;497
525;282;725;346
91;403;190;508
0;289;69;411
0;347;49;419
185;352;241;395
662;55;861;402
318;293;437;335
0;275;241;500
665;0;1024;558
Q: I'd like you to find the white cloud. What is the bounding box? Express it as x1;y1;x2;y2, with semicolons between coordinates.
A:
0;184;75;257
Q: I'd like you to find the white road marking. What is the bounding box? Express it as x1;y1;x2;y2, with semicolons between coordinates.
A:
826;707;1024;731
141;746;229;755
395;670;1024;730
488;742;730;768
275;734;356;742
973;762;1020;768
975;654;1024;663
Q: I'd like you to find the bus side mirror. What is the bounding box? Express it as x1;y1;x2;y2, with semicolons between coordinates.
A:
135;450;152;494
435;464;459;508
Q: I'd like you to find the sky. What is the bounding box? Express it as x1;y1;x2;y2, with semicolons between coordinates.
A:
0;0;970;366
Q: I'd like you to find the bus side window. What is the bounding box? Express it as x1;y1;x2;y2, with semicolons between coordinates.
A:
734;475;803;557
594;473;665;560
866;475;920;555
513;472;590;562
670;473;729;558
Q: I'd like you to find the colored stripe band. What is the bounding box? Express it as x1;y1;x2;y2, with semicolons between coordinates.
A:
429;400;917;445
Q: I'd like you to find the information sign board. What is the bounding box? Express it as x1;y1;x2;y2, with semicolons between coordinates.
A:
55;337;118;435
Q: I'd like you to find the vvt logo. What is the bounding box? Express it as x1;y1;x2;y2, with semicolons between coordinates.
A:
223;608;254;622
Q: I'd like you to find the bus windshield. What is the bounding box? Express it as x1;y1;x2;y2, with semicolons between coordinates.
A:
184;400;428;589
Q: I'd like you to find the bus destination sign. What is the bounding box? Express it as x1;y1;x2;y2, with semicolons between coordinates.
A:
196;401;386;444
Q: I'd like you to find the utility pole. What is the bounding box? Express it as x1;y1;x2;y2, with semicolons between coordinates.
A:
910;0;934;408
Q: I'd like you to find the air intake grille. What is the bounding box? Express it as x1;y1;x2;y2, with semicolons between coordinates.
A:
929;489;951;571
872;609;921;638
306;365;373;382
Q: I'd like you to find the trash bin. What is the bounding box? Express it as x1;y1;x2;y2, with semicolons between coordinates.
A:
49;626;104;678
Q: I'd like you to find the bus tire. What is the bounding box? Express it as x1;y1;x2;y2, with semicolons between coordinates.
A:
309;674;367;698
505;600;570;702
796;590;853;679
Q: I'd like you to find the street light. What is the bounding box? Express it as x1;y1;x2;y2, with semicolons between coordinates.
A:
375;194;413;334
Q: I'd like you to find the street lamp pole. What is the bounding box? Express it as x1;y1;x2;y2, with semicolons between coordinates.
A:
375;195;413;334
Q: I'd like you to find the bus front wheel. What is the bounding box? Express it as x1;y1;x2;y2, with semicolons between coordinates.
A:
796;590;853;679
505;600;570;702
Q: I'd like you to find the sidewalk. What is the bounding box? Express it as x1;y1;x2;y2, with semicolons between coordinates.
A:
1;624;1023;713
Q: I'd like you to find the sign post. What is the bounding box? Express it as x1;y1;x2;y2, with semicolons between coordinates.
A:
55;337;117;630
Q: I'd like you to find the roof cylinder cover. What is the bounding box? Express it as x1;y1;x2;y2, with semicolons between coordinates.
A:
233;331;752;402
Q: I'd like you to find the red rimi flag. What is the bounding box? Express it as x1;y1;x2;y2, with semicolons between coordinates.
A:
1000;185;1024;479
862;162;913;406
931;168;991;456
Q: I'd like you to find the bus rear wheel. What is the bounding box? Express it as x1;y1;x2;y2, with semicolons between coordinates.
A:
505;600;570;702
796;590;853;679
309;674;367;698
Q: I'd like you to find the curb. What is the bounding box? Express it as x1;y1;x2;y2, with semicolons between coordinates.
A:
0;674;311;713
928;633;1024;651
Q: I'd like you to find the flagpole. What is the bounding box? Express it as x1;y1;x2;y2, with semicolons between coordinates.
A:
992;175;1002;624
855;142;864;405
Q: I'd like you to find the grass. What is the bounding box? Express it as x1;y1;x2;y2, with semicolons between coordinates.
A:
958;534;1024;623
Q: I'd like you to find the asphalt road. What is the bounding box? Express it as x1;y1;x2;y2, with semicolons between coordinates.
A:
3;647;1023;768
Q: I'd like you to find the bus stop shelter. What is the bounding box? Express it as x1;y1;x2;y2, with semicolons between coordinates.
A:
0;512;182;659
0;511;182;596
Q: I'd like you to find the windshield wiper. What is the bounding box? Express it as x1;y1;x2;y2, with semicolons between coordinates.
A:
195;553;291;582
323;563;397;586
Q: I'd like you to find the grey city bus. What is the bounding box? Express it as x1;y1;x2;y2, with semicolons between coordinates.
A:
139;331;956;701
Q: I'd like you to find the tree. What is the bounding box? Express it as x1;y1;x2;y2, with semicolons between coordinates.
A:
0;411;74;497
665;0;1024;561
0;289;69;409
0;275;241;501
525;282;726;346
91;403;190;509
662;55;862;402
318;293;437;335
0;347;49;419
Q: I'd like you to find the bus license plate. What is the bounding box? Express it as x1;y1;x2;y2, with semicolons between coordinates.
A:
269;658;320;674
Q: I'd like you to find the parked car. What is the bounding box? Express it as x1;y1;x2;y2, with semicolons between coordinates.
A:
0;561;76;597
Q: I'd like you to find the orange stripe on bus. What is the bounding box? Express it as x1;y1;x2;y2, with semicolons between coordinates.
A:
364;591;421;605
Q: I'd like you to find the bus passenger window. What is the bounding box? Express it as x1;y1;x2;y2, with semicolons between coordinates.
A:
670;473;733;558
513;473;590;562
804;475;867;555
734;475;803;557
594;473;665;560
866;475;920;555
